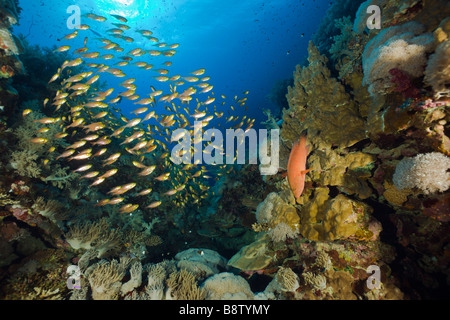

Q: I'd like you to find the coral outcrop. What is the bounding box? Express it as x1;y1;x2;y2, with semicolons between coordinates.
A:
237;0;450;300
285;41;366;150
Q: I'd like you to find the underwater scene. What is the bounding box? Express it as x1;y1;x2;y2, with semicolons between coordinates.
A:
0;0;449;302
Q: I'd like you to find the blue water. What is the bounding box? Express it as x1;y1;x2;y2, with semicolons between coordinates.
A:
13;0;331;129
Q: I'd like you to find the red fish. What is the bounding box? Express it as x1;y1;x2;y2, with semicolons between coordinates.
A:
287;136;312;199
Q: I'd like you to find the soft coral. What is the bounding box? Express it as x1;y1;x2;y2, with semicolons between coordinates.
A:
389;68;420;99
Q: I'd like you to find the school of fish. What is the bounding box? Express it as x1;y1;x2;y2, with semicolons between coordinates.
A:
28;12;256;214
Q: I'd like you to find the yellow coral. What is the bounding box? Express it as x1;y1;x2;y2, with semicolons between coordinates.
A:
269;194;300;230
285;41;366;149
433;17;450;44
383;181;410;206
299;189;377;241
308;146;376;199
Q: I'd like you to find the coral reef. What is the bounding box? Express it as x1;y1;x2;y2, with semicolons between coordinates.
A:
0;0;449;302
223;0;450;301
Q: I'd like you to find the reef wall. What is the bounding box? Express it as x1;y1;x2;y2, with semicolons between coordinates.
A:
228;0;450;299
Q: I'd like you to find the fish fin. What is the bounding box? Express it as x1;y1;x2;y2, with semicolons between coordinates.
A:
301;168;313;175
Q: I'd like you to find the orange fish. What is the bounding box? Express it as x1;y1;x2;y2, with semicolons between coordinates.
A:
287;136;311;199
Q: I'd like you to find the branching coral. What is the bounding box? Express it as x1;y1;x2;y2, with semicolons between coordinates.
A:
41;165;78;190
330;16;356;62
24;287;62;300
261;108;280;130
285;41;366;149
12;102;65;153
312;0;366;54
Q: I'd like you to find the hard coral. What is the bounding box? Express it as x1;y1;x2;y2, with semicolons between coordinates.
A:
285;41;366;149
254;192;300;232
299;189;381;241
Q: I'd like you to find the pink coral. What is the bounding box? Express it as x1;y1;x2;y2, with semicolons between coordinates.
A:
9;205;30;221
10;180;30;195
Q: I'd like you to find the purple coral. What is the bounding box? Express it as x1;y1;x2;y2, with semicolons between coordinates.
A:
389;68;420;99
